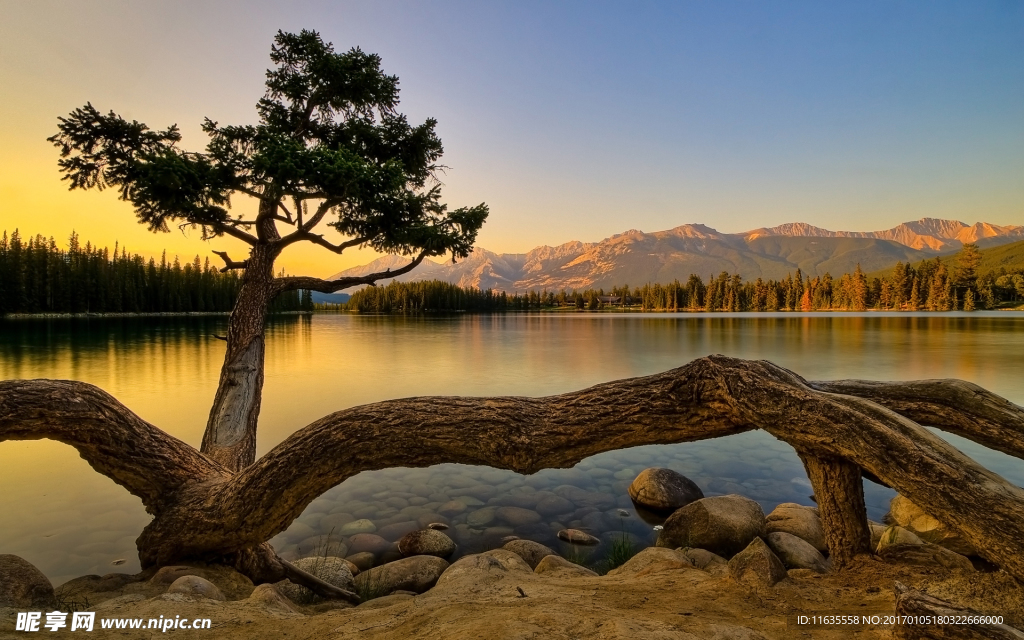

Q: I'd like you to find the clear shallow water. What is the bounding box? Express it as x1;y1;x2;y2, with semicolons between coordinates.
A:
1;312;1022;583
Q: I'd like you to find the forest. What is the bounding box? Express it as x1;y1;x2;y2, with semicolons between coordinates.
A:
0;230;313;314
343;243;1024;313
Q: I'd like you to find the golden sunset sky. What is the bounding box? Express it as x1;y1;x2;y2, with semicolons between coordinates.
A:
1;1;1021;278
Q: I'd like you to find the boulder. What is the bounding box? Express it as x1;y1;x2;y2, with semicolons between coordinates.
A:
557;529;600;546
345;552;376;572
353;556;449;595
166;575;226;601
888;495;977;556
347;533;393;556
276;556;355;603
466;507;497;527
606;547;693;576
146;563;253;599
0;554;55;608
878;543;975;572
534;555;598;578
875;526;924;554
436;550;532;587
727;537;787;587
628;468;704;512
765;532;828;573
502;539;557;569
246;584;301;615
869;521;887;550
764;503;826;553
657;495;765;558
681;548;728;574
495;506;542;527
338;518;377;536
397;529;456;559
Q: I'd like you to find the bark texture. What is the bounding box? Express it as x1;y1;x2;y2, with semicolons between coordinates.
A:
893;582;1024;639
3;356;1024;587
200;244;276;472
798;453;872;568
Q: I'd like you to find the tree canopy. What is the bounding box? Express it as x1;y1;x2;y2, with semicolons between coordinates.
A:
48;29;487;285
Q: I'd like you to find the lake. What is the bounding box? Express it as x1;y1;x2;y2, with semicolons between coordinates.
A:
1;312;1022;584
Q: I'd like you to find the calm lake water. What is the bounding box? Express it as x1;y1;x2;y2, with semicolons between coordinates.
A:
1;312;1022;584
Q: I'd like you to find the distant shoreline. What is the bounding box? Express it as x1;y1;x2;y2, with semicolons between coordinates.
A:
2;311;313;319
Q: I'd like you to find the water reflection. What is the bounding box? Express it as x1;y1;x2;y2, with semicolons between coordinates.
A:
1;312;1021;582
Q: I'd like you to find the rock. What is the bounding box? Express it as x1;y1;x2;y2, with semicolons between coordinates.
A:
606;547;693;576
878;543;975;572
397;529;457;559
657;495;766;558
535;495;575;517
889;495;977;556
418;513;449;529
875;526;924;553
437;550;533;587
502;539;558;569
553;485;616;510
57;572;137;595
682;548;728;574
427;522;449;530
557;529;600;546
534;555;598;578
495;506;542;527
246;583;301;614
166;575;226;601
345;552;376;572
277;556;355;603
466;507;497;527
764;503;826;553
765;532;828;573
0;554;55;608
347;533;393;556
353;556;449;595
146;563;254;599
376;521;421;542
339;518;377;536
628;468;705;512
728;537;787;587
869;521;888;550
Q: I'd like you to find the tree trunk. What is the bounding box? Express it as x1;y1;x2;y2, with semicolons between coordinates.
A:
4;356;1024;588
200;244;277;472
798;452;872;567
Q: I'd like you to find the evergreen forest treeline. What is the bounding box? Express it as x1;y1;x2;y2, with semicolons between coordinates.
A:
0;230;314;315
343;244;1024;313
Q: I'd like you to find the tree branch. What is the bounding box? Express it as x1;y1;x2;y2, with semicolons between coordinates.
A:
210;222;258;246
0;380;226;512
273;251;427;293
194;356;1024;582
212;251;249;272
809;378;1024;460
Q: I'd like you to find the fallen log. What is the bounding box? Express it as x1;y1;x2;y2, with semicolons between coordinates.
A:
3;356;1023;590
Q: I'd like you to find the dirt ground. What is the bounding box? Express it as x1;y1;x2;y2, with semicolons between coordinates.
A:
2;552;1021;640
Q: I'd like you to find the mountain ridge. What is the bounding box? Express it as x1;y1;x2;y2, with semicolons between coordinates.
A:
330;218;1024;292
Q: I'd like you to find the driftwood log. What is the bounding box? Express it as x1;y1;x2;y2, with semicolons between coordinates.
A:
2;355;1023;595
893;582;1024;639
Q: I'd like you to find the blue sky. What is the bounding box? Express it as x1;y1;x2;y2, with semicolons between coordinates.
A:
1;1;1021;273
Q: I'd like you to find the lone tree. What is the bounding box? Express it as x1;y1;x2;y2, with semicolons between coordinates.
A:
48;29;488;473
3;29;1023;609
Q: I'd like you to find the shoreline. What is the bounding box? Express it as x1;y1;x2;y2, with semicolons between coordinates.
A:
1;311;313;319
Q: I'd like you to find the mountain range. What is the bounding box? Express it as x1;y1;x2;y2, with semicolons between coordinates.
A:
329;218;1024;292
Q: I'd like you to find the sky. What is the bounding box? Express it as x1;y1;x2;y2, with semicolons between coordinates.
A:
1;1;1022;277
